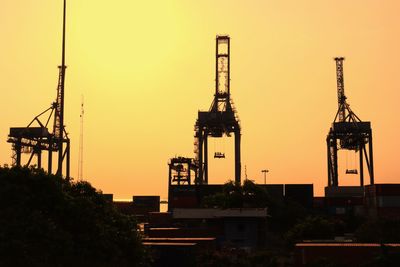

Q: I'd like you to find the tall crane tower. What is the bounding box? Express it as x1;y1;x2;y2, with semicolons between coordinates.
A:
326;57;374;187
7;0;70;178
194;35;241;185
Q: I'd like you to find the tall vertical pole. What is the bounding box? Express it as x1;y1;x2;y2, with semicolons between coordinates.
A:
188;161;191;185
37;150;42;169
369;133;374;185
359;145;364;186
168;163;172;187
215;37;218;97
66;140;70;179
204;133;208;184
16;141;22;167
48;141;52;173
198;129;203;185
333;139;338;186
168;163;172;211
234;130;241;184
327;138;332;186
261;169;268;184
227;37;230;96
78;96;84;180
57;0;66;176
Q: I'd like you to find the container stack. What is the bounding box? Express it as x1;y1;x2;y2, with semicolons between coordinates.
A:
365;184;400;219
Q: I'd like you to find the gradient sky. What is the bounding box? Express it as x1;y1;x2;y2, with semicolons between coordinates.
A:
1;0;399;199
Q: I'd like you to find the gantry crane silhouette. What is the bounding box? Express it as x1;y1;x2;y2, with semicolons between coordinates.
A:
194;35;241;185
326;57;374;187
168;35;241;187
7;0;70;178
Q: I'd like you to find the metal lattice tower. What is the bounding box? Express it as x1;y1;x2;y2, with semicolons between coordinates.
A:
335;57;346;122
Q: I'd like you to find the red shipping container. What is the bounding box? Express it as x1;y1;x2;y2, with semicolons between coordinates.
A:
172;196;198;208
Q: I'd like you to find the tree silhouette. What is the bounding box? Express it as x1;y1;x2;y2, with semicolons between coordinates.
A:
0;166;147;267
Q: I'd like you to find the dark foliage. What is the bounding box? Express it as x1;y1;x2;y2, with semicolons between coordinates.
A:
284;216;335;245
201;180;308;233
355;218;400;243
359;247;400;267
0;166;146;267
201;179;276;209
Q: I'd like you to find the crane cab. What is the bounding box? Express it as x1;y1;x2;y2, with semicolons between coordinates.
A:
214;152;225;158
345;169;358;175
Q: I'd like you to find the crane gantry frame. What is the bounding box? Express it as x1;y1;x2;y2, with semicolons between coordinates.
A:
326;57;374;187
194;35;241;185
7;0;70;178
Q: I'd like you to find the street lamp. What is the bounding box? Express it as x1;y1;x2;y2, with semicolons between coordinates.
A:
261;169;269;184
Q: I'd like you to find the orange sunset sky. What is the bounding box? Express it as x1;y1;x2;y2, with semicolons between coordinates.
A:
1;0;399;199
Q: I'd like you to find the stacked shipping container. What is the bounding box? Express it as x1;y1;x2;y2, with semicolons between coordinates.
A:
365;184;400;219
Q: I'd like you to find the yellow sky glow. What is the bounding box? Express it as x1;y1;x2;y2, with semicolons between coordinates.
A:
1;0;400;198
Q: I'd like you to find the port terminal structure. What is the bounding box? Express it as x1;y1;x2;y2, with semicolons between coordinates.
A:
168;35;241;189
168;35;241;209
7;0;70;179
326;57;374;187
195;35;241;185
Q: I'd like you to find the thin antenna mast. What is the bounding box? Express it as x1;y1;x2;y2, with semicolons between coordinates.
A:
78;96;84;180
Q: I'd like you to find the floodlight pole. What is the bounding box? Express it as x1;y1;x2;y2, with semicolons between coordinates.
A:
261;169;269;184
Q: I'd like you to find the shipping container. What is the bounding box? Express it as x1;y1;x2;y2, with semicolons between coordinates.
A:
353;205;365;216
170;185;197;196
325;186;364;198
365;184;400;197
133;196;160;212
327;206;344;215
133;196;160;206
285;184;314;208
327;205;364;216
325;196;363;206
376;196;400;207
149;212;173;227
375;207;400;219
364;195;376;208
259;184;284;200
114;201;135;214
172;196;198;209
313;197;325;209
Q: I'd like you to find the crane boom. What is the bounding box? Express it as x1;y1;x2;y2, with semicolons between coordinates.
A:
335;57;346;122
54;0;67;176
